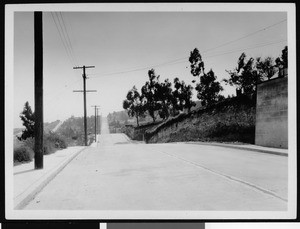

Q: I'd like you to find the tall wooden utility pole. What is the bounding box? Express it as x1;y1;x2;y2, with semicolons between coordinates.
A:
91;105;100;143
34;11;44;169
73;65;96;146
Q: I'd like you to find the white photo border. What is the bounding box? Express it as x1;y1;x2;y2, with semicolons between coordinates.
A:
5;2;297;220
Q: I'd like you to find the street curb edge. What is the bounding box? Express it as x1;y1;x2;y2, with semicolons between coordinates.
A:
14;147;88;210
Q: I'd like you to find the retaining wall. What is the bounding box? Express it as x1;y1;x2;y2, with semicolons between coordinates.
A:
255;77;288;148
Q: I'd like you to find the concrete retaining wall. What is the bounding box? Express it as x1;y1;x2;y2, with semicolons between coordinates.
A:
255;77;288;148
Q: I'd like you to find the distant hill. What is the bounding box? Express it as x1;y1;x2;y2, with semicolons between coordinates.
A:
13;128;24;136
107;110;156;133
107;110;156;125
107;110;130;124
56;115;99;146
44;120;61;133
14;120;62;137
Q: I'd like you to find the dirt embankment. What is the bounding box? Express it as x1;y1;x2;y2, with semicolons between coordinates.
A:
121;121;162;141
144;96;256;144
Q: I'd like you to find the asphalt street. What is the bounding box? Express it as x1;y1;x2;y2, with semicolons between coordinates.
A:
24;117;287;210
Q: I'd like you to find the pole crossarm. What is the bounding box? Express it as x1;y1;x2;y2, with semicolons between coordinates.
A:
73;90;97;92
73;66;95;69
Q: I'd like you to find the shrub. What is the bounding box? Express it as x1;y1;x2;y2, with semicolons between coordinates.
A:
13;133;68;164
43;138;56;155
43;132;68;155
14;145;34;163
45;132;68;149
22;137;35;150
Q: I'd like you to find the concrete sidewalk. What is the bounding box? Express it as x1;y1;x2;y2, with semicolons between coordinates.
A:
185;142;288;156
14;146;87;209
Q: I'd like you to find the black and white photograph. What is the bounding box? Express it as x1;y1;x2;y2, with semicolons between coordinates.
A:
5;3;296;219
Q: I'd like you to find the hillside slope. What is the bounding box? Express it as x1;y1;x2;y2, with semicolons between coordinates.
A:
144;95;256;144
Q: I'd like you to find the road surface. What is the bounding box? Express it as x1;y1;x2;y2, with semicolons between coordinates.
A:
24;117;287;210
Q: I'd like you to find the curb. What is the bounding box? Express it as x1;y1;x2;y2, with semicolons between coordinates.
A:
14;147;88;210
185;142;288;157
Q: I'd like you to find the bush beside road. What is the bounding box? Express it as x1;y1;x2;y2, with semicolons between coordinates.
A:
14;133;68;165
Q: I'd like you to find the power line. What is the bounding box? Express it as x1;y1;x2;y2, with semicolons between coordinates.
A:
51;12;78;67
203;19;287;53
89;18;286;78
58;12;79;66
61;12;80;65
205;39;287;59
55;12;78;66
89;39;286;79
45;78;82;106
51;12;74;66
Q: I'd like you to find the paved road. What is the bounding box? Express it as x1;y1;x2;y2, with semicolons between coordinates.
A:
24;117;287;210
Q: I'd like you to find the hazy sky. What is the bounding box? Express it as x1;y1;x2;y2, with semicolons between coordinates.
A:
13;9;287;128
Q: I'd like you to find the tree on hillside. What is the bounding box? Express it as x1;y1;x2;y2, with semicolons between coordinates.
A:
196;69;224;106
275;46;288;69
189;48;205;78
172;78;195;113
275;46;288;78
256;56;277;81
18;101;35;141
156;78;173;120
189;48;223;106
123;86;145;126
224;52;262;96
141;69;161;122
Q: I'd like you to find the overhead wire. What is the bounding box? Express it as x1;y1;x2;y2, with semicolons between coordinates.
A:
55;12;78;67
88;18;287;79
205;39;287;59
203;18;287;53
51;12;74;66
45;78;83;107
50;12;78;67
48;11;84;102
58;12;80;66
88;39;286;79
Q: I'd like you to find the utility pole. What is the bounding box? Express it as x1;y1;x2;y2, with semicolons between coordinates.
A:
96;107;100;135
34;11;44;169
91;105;100;143
73;65;96;146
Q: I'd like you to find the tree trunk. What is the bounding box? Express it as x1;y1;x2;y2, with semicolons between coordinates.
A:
136;115;139;127
151;113;156;123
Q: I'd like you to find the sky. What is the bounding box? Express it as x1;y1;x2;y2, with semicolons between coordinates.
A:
13;8;287;128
